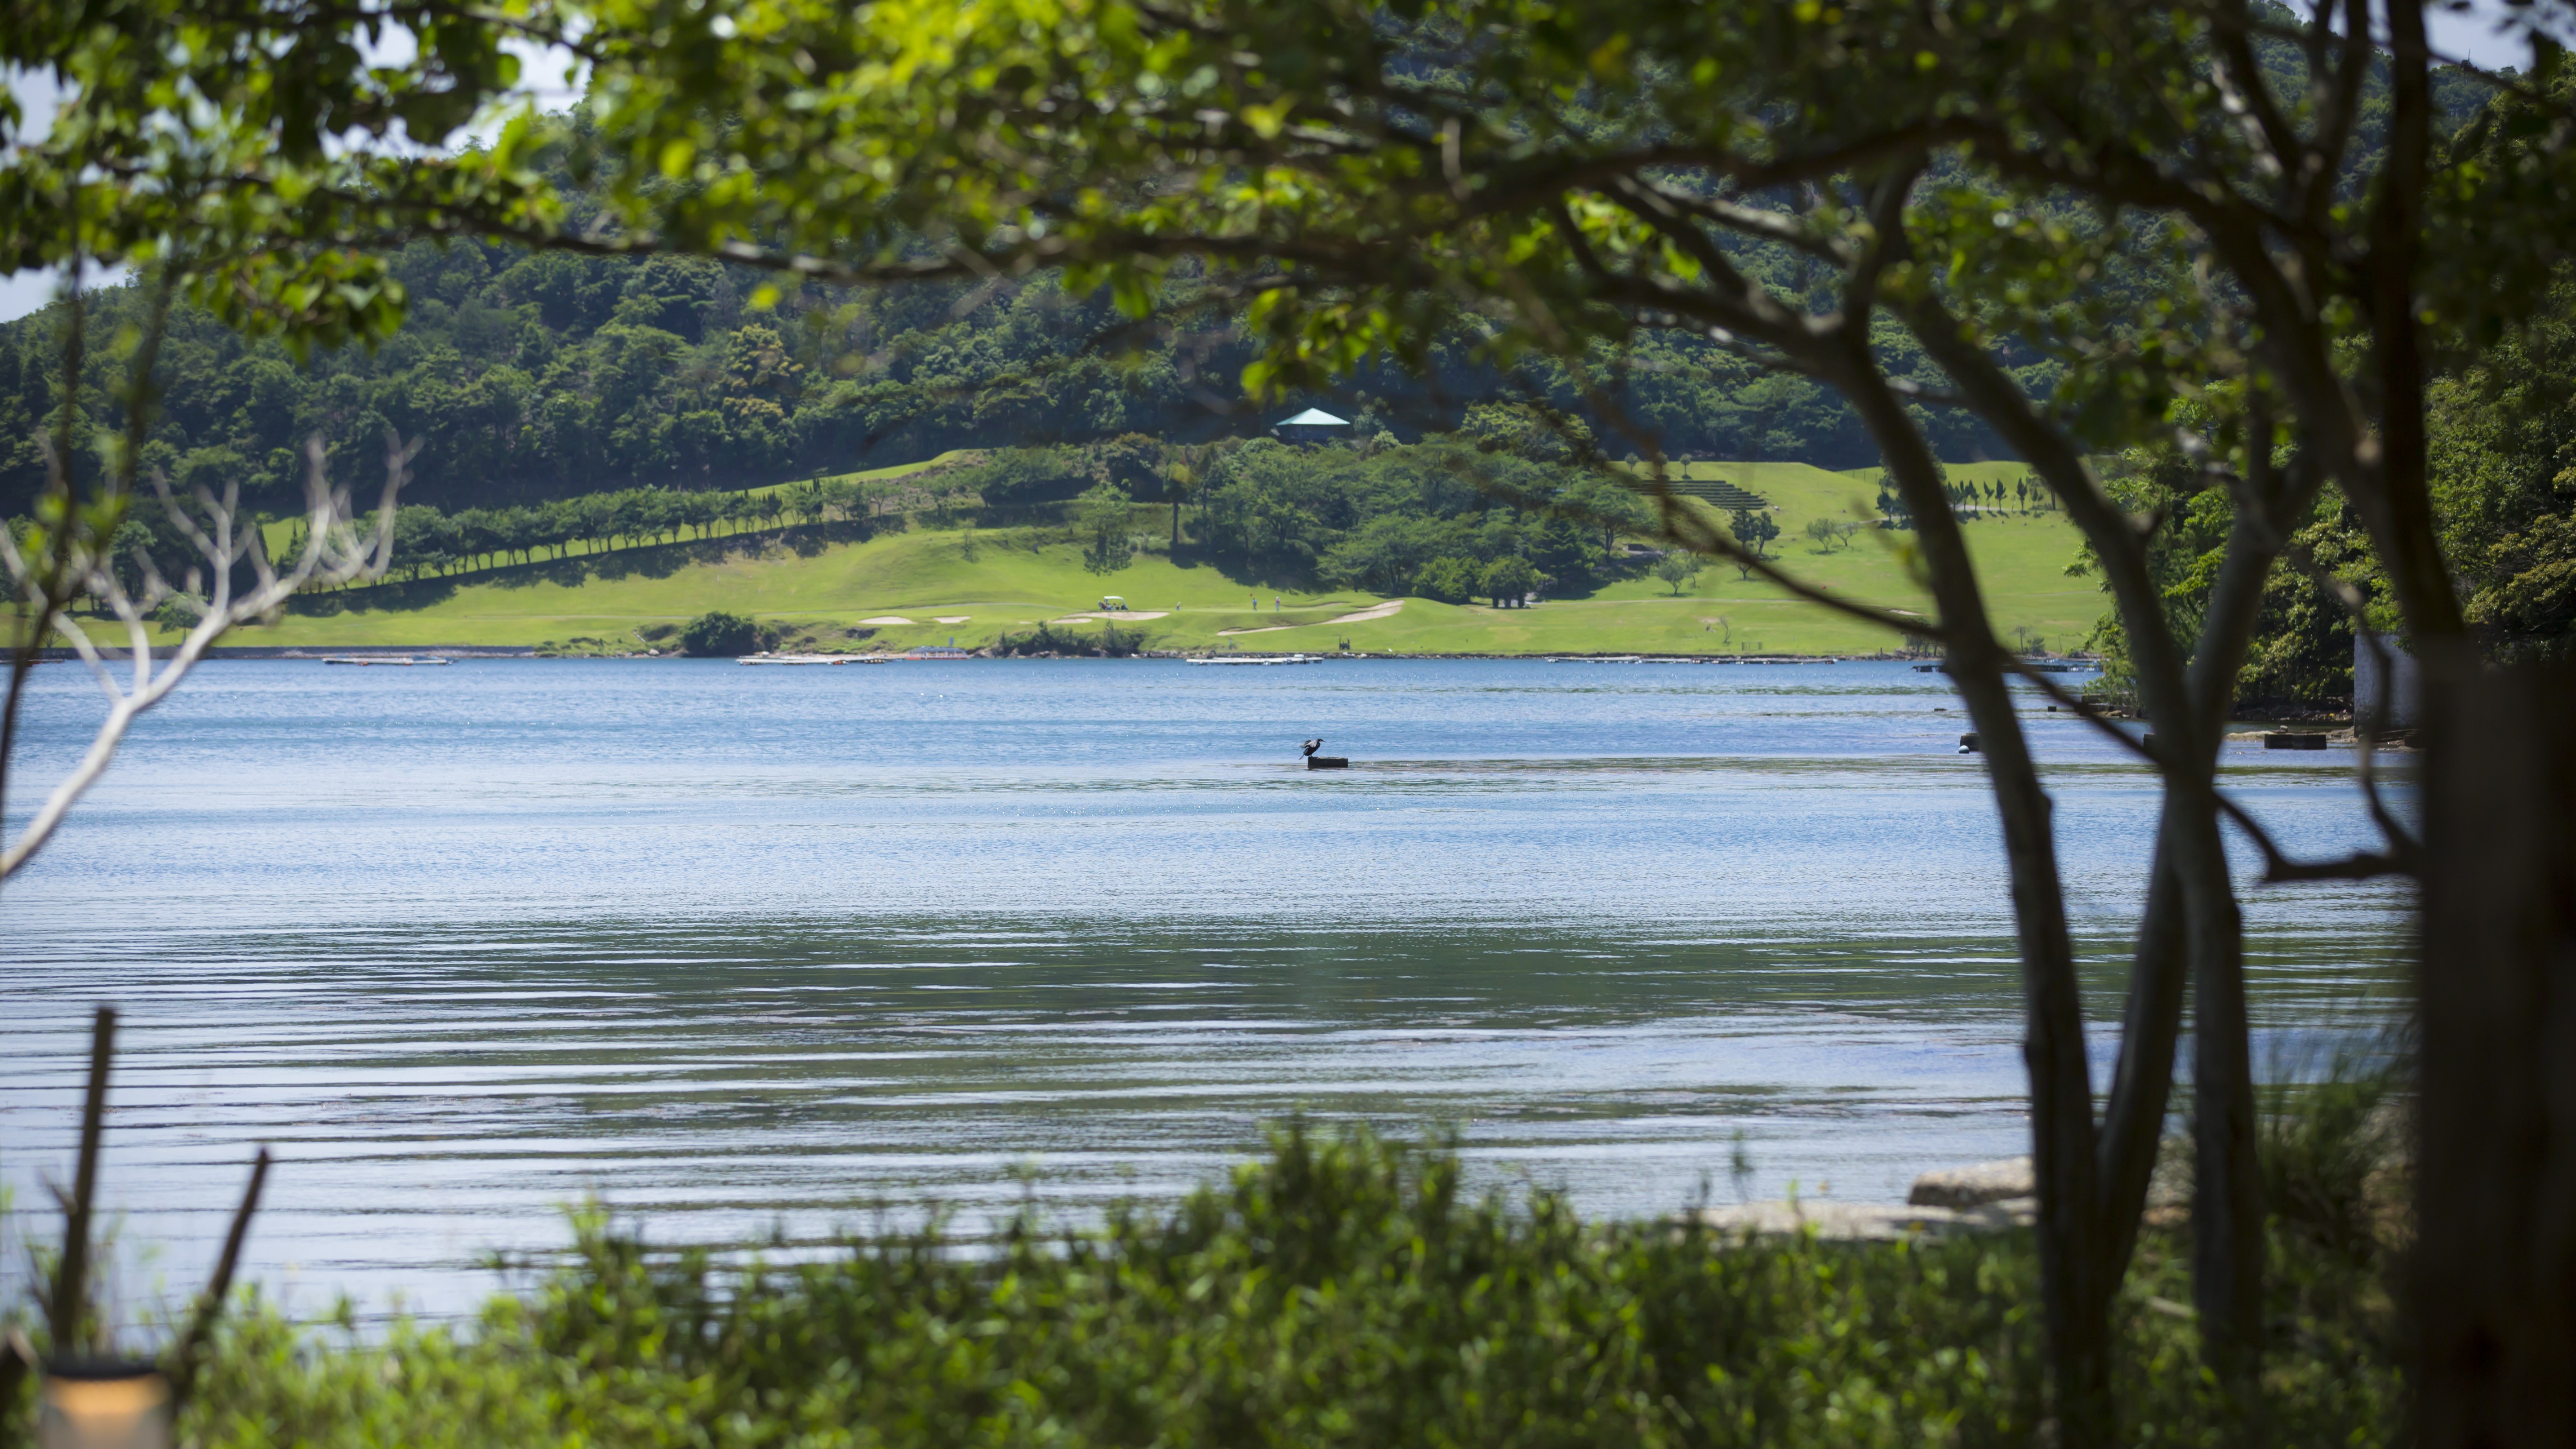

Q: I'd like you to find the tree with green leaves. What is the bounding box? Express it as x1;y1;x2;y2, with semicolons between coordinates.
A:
1411;555;1478;604
1726;506;1780;560
1078;479;1137;574
468;5;2534;1414
1477;556;1539;609
10;0;2566;1429
1651;552;1701;596
679;609;772;656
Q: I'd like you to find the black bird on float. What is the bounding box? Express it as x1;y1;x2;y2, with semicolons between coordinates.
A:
1301;738;1324;758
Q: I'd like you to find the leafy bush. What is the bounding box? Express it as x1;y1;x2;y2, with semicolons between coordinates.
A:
150;1123;2408;1449
1412;555;1479;603
678;610;776;656
990;621;1143;657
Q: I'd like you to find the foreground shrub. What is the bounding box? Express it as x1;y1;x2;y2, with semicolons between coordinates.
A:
169;1124;2399;1448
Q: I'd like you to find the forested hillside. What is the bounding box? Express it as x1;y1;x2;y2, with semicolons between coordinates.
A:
0;240;2016;520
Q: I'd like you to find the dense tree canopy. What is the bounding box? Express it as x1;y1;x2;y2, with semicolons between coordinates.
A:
0;240;1984;520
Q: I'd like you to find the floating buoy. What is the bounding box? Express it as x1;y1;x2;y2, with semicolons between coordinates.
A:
1958;733;1979;754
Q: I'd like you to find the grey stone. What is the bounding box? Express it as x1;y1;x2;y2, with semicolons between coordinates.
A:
1695;1197;2036;1242
1907;1156;2035;1209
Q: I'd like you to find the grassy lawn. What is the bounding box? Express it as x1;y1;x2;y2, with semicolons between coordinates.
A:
164;459;2098;655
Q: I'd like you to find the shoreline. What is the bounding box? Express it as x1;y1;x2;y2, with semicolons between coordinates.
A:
11;645;1958;664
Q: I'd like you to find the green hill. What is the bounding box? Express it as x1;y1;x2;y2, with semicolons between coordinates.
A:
180;457;2099;656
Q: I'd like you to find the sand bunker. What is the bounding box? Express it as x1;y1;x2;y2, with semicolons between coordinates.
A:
1054;611;1170;622
1218;599;1401;636
859;615;915;626
934;616;971;623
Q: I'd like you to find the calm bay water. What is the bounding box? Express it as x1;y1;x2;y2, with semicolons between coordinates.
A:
1;658;2407;1319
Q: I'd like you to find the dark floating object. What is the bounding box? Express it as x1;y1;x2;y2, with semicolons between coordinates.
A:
1958;733;1979;754
1300;736;1348;768
2264;731;2328;751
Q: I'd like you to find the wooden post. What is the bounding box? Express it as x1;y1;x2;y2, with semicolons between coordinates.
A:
2416;649;2576;1447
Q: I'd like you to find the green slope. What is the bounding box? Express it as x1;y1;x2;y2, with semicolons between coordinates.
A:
254;453;971;560
172;461;2101;656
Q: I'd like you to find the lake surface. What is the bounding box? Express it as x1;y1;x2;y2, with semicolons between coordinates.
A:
1;658;2408;1321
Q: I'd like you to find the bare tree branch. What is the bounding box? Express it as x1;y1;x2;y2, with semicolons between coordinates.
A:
0;433;412;879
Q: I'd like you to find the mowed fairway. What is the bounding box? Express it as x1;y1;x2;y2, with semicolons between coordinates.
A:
158;460;2104;655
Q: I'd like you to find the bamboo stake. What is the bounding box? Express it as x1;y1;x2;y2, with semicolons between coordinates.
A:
165;1149;270;1417
48;1008;116;1349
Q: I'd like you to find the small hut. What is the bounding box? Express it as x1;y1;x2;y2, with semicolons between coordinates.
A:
1272;407;1351;444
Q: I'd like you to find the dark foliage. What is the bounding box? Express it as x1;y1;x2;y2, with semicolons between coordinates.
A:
678;610;774;656
0;242;2007;523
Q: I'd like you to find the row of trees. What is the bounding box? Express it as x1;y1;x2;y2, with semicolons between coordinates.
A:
96;464;980;591
1870;464;2060;531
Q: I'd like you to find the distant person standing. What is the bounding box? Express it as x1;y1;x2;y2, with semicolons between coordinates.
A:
1273;595;1282;612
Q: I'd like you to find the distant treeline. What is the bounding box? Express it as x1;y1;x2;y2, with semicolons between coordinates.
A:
0;239;2015;521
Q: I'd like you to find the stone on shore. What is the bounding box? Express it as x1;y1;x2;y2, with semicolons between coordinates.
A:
1907;1156;2036;1209
1696;1197;2036;1241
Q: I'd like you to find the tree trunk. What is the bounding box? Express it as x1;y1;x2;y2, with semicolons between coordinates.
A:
2416;647;2576;1446
1832;342;2110;1439
1905;286;2273;1379
2176;799;2262;1372
2097;849;2184;1272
